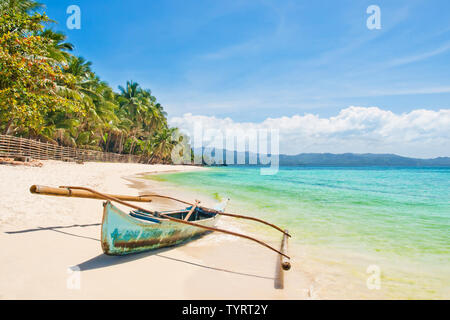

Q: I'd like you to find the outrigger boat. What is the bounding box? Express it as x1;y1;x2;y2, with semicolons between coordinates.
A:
30;185;291;271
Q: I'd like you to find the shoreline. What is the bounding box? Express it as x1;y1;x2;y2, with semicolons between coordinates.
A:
0;161;304;299
135;168;450;300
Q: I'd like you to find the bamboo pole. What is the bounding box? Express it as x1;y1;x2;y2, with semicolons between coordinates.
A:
274;228;291;289
280;229;291;271
184;200;200;221
30;185;153;203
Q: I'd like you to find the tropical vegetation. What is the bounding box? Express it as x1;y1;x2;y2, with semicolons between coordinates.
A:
0;0;186;163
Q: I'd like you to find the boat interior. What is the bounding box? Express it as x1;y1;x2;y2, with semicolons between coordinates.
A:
129;206;216;223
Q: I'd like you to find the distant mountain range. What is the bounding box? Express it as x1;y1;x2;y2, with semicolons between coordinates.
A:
278;153;450;167
195;148;450;167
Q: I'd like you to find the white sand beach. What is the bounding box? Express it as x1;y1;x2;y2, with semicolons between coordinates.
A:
0;161;307;299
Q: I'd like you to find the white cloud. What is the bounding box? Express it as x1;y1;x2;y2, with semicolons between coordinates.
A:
169;106;450;158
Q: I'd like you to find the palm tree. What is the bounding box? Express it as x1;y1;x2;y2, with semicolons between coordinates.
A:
65;56;93;79
148;127;178;163
117;81;147;123
41;29;74;63
139;89;167;132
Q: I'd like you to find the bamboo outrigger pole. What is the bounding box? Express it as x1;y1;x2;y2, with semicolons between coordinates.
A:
32;185;290;260
139;194;291;237
280;229;291;271
30;185;153;202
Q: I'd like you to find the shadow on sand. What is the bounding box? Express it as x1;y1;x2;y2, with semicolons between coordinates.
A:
77;243;274;281
5;223;101;242
5;223;275;282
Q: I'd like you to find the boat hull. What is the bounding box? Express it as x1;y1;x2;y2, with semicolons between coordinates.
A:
101;202;219;255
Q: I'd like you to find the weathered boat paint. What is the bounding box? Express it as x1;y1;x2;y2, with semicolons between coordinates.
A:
101;202;222;255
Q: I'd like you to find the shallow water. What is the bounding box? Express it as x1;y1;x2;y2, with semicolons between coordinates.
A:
146;166;450;299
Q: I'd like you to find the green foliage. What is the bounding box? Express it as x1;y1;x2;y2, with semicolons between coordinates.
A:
0;0;44;13
0;8;83;137
0;1;185;163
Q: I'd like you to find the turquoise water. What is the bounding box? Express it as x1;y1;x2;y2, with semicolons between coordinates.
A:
148;166;450;298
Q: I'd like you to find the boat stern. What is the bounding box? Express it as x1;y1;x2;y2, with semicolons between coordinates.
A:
101;201;216;255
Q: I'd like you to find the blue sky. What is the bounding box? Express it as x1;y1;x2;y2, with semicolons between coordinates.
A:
40;0;450;157
42;0;450;120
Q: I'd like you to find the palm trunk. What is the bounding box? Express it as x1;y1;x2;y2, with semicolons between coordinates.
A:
118;135;123;153
148;146;160;164
153;142;166;164
3;118;14;135
130;140;136;155
105;132;111;152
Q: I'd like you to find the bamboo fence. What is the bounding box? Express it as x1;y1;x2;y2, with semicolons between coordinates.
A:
0;134;141;163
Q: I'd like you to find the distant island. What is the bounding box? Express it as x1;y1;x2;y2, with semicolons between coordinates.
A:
197;149;450;167
278;153;450;167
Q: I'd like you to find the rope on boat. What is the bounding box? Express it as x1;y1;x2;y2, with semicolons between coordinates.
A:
59;186;291;260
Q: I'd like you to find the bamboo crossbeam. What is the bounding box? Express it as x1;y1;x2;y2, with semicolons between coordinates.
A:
184;200;200;221
30;185;153;203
